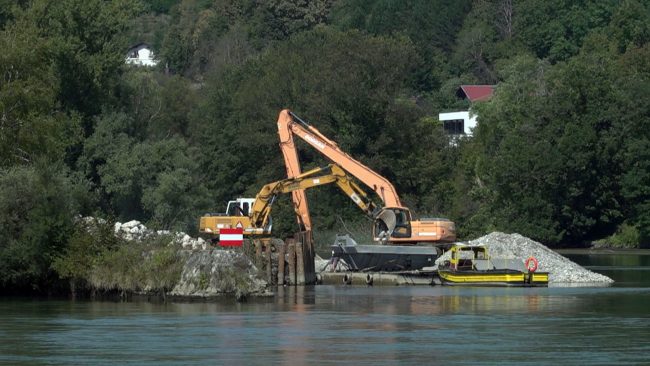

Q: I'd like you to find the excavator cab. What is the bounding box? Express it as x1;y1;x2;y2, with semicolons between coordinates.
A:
225;198;253;216
374;207;413;241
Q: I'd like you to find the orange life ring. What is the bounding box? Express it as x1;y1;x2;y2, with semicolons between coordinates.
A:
525;257;538;272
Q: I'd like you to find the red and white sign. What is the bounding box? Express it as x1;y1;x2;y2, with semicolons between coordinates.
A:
219;228;244;246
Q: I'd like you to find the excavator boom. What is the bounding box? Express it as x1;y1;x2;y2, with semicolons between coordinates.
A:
278;110;402;207
276;109;456;244
199;164;378;239
249;164;377;229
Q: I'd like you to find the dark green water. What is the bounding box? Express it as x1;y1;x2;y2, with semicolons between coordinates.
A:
1;252;649;365
562;251;650;287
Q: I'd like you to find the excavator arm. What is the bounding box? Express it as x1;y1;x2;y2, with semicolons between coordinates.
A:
249;164;378;230
276;109;456;244
278;110;402;207
199;163;379;238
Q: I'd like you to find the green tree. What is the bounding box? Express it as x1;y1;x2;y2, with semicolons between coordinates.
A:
160;0;231;75
81;111;208;230
20;0;143;125
0;12;80;167
51;219;121;296
0;163;90;292
617;44;650;245
249;0;334;43
469;40;644;244
514;0;619;62
331;0;471;89
143;0;178;14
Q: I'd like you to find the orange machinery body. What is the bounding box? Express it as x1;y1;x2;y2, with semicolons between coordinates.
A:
374;207;456;244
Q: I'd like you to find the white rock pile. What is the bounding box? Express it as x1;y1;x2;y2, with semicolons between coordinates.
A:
171;232;208;250
97;218;208;250
436;232;613;285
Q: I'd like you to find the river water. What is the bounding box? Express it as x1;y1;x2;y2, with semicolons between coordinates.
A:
1;252;649;365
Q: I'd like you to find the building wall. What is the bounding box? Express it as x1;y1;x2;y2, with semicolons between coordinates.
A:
125;47;158;67
438;110;477;136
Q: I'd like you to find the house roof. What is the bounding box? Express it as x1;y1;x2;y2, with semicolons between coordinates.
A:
126;43;152;52
457;85;495;102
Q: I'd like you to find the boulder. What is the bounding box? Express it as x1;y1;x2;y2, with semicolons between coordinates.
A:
122;220;141;229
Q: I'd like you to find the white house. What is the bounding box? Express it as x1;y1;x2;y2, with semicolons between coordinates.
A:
439;85;495;137
125;43;159;67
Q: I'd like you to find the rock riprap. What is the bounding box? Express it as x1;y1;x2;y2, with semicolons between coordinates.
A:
81;217;268;298
436;232;613;285
171;250;268;299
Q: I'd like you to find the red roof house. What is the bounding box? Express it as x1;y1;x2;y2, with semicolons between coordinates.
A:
456;85;495;102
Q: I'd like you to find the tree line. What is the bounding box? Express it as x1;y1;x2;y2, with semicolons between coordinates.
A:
0;0;648;293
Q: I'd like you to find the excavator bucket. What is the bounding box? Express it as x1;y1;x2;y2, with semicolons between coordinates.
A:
376;209;397;236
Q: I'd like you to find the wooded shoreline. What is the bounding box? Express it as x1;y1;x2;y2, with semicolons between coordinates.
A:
1;0;648;295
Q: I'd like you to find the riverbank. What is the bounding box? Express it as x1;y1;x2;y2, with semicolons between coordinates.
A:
1;217;621;300
24;218;272;301
170;249;270;301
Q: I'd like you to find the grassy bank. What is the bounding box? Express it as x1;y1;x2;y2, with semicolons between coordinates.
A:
51;220;182;299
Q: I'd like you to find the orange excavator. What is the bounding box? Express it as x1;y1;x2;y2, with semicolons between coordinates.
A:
277;109;456;245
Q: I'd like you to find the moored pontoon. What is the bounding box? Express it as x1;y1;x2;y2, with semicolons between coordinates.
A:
437;244;548;287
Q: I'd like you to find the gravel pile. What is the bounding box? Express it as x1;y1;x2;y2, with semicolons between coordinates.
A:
436;232;613;285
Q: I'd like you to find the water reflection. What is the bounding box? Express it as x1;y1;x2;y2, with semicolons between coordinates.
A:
564;252;650;286
307;286;589;316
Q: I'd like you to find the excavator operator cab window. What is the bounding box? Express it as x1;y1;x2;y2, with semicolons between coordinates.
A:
374;208;413;240
226;201;235;216
391;208;412;238
395;210;407;225
242;202;250;216
227;202;245;216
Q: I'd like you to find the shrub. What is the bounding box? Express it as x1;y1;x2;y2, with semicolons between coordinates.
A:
595;223;641;248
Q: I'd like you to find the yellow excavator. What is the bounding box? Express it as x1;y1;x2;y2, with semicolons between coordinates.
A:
277;109;456;244
199;163;378;242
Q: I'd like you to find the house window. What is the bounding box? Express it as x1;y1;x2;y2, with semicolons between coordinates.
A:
443;119;464;135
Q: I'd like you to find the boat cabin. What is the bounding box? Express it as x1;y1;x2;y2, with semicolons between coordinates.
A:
448;244;491;270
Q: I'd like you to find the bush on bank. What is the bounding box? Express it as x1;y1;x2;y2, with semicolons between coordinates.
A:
53;220;182;298
0;164;87;293
594;223;643;249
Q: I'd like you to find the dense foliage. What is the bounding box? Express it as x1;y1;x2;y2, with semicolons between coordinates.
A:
0;0;648;292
